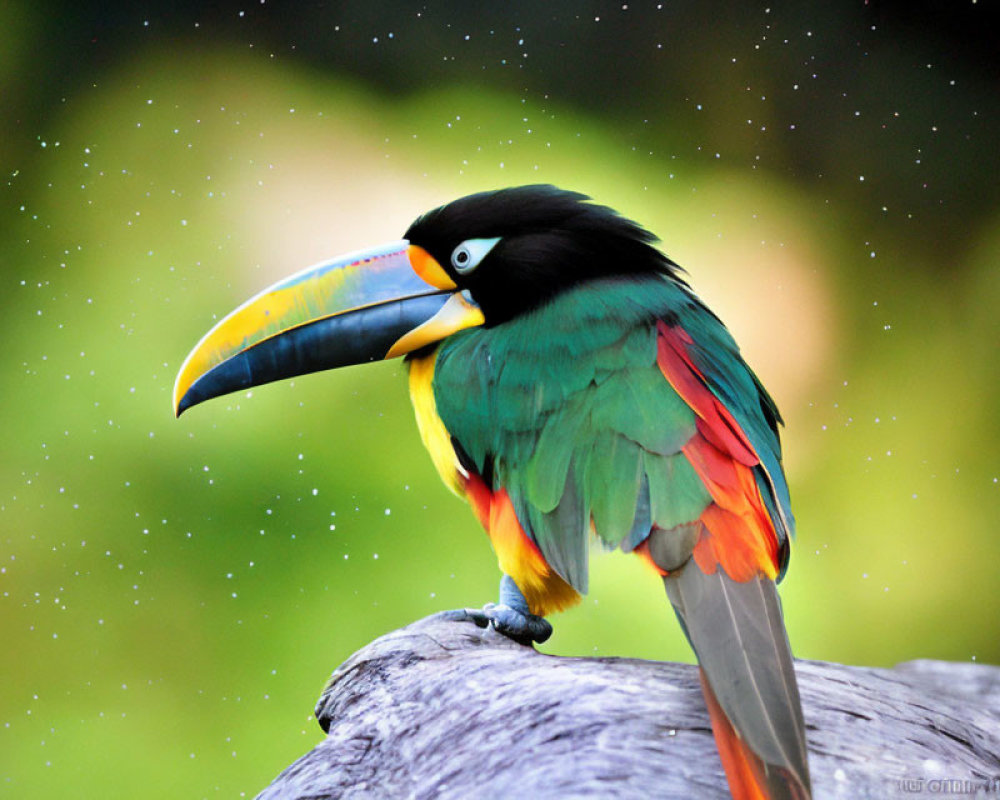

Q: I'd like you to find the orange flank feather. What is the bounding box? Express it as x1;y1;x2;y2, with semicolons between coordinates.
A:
464;473;581;617
656;321;780;582
684;434;779;582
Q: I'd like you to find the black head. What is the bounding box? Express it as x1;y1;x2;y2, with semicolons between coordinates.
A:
404;185;683;325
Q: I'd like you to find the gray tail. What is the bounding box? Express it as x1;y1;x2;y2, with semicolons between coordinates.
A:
665;563;811;800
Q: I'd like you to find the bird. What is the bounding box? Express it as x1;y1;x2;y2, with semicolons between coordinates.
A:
174;185;812;799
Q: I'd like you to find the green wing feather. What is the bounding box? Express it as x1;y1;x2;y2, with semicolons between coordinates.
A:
586;430;643;547
433;276;712;594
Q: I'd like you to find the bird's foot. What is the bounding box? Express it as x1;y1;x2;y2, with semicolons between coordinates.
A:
440;604;553;645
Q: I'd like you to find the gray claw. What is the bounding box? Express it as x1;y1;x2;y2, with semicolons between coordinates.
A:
440;604;552;645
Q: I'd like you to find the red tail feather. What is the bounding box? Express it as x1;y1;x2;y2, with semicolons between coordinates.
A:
699;669;772;800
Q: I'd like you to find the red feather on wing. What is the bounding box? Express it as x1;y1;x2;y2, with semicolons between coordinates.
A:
656;321;780;582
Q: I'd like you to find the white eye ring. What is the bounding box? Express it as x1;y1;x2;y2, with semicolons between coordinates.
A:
451;237;501;274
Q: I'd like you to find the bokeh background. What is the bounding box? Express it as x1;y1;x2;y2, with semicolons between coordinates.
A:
2;2;997;797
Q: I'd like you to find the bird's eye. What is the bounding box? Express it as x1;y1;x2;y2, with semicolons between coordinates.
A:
450;237;501;275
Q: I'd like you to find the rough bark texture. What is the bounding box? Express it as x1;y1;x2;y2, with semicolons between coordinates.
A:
257;613;1000;799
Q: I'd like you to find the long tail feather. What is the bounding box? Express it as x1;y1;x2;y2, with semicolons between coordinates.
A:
699;669;771;800
665;563;811;800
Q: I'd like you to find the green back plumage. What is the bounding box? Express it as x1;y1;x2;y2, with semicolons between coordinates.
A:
433;275;714;593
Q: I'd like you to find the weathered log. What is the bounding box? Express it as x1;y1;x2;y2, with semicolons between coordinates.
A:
258;613;1000;799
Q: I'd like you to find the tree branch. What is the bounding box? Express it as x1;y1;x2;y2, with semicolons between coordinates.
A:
257;613;1000;799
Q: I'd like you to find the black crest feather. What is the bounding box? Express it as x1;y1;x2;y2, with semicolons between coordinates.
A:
405;185;684;324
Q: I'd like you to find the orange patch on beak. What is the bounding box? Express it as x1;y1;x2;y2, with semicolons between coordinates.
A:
408;244;456;290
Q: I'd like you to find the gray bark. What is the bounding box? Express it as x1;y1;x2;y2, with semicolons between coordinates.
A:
257;613;1000;799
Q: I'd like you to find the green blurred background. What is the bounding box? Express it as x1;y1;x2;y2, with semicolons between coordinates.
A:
2;2;997;797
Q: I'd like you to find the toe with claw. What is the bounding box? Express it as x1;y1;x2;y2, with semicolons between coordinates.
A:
439;574;553;645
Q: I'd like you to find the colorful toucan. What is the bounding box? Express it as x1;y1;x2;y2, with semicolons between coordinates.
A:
174;186;811;799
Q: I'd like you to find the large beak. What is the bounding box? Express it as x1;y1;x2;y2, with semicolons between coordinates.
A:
173;240;483;416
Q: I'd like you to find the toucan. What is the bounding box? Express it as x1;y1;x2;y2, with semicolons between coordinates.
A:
174;185;812;799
